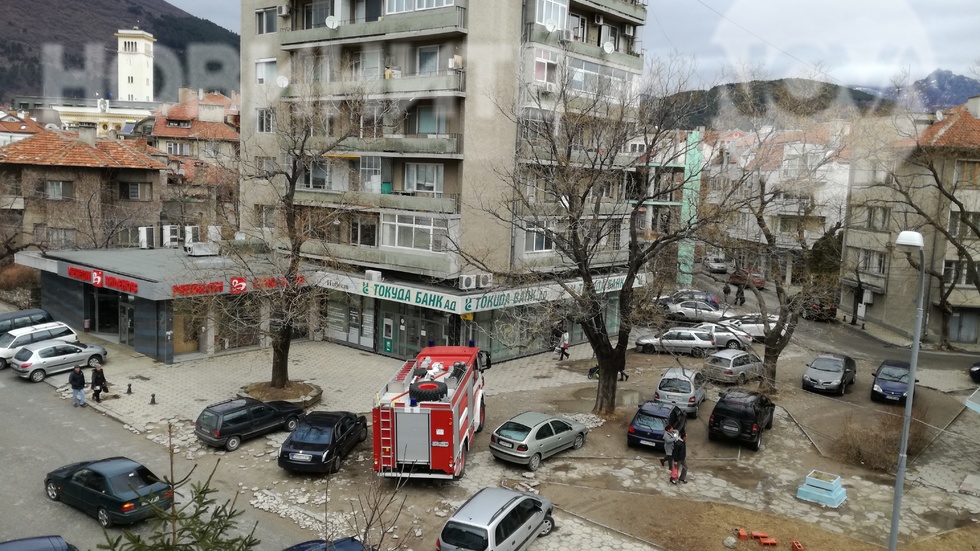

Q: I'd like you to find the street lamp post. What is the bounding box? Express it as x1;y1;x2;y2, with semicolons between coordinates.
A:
887;230;926;551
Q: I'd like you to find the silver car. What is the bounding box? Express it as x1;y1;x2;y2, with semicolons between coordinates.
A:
10;339;107;382
693;322;753;350
719;314;782;340
489;411;588;471
667;300;725;322
655;367;708;418
703;349;764;384
703;255;729;273
438;487;554;551
636;328;717;357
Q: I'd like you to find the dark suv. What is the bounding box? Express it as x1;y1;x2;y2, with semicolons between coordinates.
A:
707;389;775;451
194;397;304;451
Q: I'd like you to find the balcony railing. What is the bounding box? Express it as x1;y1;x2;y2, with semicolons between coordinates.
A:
524;24;643;70
281;6;466;48
338;133;462;155
295;188;460;214
283;70;465;99
575;0;648;24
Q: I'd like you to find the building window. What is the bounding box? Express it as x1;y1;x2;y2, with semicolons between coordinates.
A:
47;227;77;248
127;76;134;84
256;205;276;228
525;224;554;252
957;160;980;187
256;156;276;177
255;8;277;34
413;105;447;134
866;206;890;230
350;217;378;246
257;108;275;133
256;59;277;84
118;182;151;201
569;14;587;42
296;51;330;83
943;260;977;286
300;161;349;192
360;106;383;138
387;0;412;14
535;0;568;29
166;119;191;128
360;156;382;193
417;45;440;76
415;0;453;9
949;211;980;239
43;180;74;200
381;213;449;252
521;109;553;143
569;57;629;95
166;141;189;156
534;48;560;84
598;24;620;51
353;50;383;80
858;249;886;275
405;163;444;195
204;142;219;158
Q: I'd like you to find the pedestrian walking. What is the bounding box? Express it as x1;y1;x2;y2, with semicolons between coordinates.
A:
557;330;570;360
68;365;87;408
551;322;564;351
722;283;731;304
735;284;746;306
91;363;108;403
671;433;688;484
618;364;629;382
660;425;677;470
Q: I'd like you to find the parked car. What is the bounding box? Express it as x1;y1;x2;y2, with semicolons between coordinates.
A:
654;289;720;309
871;360;917;404
277;411;368;473
489;411;588;471
802;353;856;395
0;322;78;369
0;308;53;335
692;322;753;350
282;537;368;551
0;536;78;551
791;292;839;321
44;457;173;528
627;402;687;450
719;314;782;340
969;361;980;383
708;388;775;451
438;487;554;551
728;269;766;290
635;328;717;357
667;300;725;322
194;397;304;451
703;349;765;385
10;340;107;382
703;255;729;274
654;368;707;418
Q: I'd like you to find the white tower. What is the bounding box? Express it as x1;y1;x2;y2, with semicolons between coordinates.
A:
116;27;155;102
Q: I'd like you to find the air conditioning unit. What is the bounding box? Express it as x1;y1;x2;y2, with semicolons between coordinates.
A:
448;55;464;70
542;82;558;94
558;29;573;42
365;269;383;282
459;274;477;290
277;4;290;17
624;24;634;37
138;226;155;249
478;273;493;288
186;241;220;257
593;14;604;25
161;225;180;248
184;225;201;247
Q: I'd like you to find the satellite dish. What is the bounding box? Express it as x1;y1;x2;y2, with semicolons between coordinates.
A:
276;75;290;88
935;110;945;121
544;20;557;33
602;41;615;54
324;15;339;29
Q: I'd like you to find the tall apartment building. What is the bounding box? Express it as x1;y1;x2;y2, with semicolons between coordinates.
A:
240;0;647;360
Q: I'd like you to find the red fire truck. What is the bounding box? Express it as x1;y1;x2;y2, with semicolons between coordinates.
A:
372;346;491;479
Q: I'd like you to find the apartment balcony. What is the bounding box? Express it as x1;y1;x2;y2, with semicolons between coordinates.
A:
573;0;647;24
280;6;466;49
0;195;25;210
519;141;638;168
515;200;630;218
518;248;628;271
338;133;462;157
524;25;643;71
295;189;460;214
283;70;465;100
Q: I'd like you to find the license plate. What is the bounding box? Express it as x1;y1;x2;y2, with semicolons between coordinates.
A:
290;453;312;461
639;440;656;447
886;395;900;400
498;441;513;449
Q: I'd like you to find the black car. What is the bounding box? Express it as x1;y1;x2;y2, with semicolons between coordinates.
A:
802;353;857;395
44;457;173;528
626;402;686;451
194;397;304;451
970;361;980;384
0;536;78;551
282;537;368;551
707;389;775;452
278;411;368;473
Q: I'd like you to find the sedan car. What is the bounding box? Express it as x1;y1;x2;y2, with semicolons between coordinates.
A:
10;340;107;382
489;411;588;471
871;360;916;403
703;255;729;274
719;314;782;341
627;402;687;450
0;536;78;551
278;412;368;473
654;368;707;418
803;353;856;395
728;269;766;289
693;322;753;350
969;361;980;384
635;328;717;357
703;349;764;385
667;300;725;322
44;457;173;528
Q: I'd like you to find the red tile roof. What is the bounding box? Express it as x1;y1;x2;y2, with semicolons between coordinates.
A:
0;130;166;169
148;118;239;140
0;113;44;136
919;104;980;149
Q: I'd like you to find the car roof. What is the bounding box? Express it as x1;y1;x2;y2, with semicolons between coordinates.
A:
19;339;86;352
813;352;852;362
282;537;366;551
6;322;70;337
879;359;911;369
452;487;529;525
507;411;555;426
708;349;750;359
719;388;764;403
205;398;258;412
0;536;75;551
638;401;678;417
660;367;699;380
84;456;144;476
302;411;348;425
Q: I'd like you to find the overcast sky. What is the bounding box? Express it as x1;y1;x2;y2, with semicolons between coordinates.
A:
169;0;977;89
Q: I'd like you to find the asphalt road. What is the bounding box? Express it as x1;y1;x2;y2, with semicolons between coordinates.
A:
0;376;311;550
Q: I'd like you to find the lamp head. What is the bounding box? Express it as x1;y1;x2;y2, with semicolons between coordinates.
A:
895;230;924;249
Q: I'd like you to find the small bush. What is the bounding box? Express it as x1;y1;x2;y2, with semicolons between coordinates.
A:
0;264;39;290
832;401;932;472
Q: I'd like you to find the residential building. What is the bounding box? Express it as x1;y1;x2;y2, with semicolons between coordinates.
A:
0;111;44;147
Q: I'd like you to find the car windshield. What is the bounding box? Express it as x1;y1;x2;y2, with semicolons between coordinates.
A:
107;466;158;494
441;521;489;551
810;358;843;372
659;378;692;393
633;411;667;431
0;333;15;348
706;356;733;367
292;424;333;445
878;366;910;382
496;421;532;441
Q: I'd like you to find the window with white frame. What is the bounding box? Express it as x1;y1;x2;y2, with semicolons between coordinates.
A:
521;109;552;143
866;206;890;230
535;0;568;29
296;51;330;83
381;214;449;252
405;163;444;194
256;204;276;228
413;105;447;134
256;156;277;177
204;142;219;158
350;216;378;246
949;211;980;239
599;24;620;50
304;1;334;29
525;223;554;252
256;59;276;84
943;260;977;286
416;0;453;9
386;0;412;14
418;45;440;75
360;156;382;193
118;182;151;201
858;248;886;275
255;8;277;34
360;106;383;138
353;50;382;80
956;160;980;187
43;180;74;200
46;227;77;248
256;108;275;133
534;48;559;84
569;14;587;42
300;160;349;192
166;141;189;156
568;58;629;95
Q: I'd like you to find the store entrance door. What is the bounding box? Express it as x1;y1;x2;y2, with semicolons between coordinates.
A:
119;302;135;346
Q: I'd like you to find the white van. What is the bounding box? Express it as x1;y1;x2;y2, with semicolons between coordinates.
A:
0;322;78;368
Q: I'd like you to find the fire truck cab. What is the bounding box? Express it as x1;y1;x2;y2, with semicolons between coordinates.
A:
372;346;491;479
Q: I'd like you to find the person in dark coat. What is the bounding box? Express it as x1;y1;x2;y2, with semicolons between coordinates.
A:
735;284;746;306
91;364;108;403
671;433;688;484
68;366;87;408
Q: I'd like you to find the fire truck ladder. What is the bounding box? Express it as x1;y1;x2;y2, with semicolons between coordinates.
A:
378;406;395;470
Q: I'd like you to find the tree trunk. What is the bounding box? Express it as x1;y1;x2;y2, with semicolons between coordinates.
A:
592;346;625;414
270;321;292;388
850;285;861;326
760;341;779;394
939;309;952;350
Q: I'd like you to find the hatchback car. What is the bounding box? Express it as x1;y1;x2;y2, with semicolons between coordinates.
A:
635;328;717;357
667;300;725;322
489;411;588;471
703;255;729;274
44;457;173;528
692;322;753;350
728;269;766;289
10;340;107;382
871;360;916;403
654;368;707;418
194;397;304;451
438;487;554;551
802;353;856;395
277;411;368;473
703;349;764;384
627;402;687;450
707;389;775;451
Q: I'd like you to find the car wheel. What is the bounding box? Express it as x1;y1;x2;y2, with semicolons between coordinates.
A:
225;435;242;451
284;417;298;431
751;429;764;452
0;358;6;370
689;405;699;420
765;411;774;430
572;433;585;450
869;390;878;402
736;373;747;386
538;514;555;537
87;355;103;367
527;453;542;472
454;447;467;480
838;382;846;396
97;507;113;528
726;340;741;350
692;347;706;358
642;344;655;354
476;402;486;433
45;480;60;501
29;369;45;383
330;456;342;474
358;425;368;443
